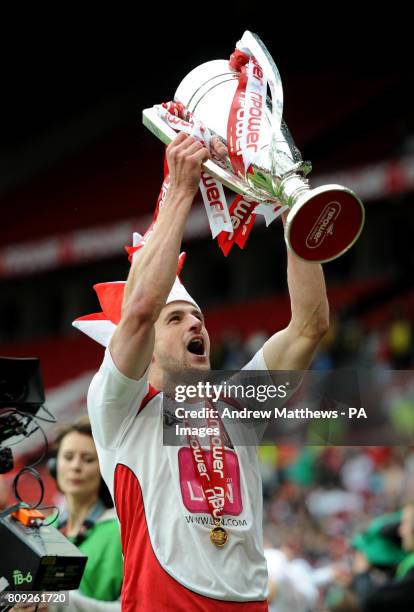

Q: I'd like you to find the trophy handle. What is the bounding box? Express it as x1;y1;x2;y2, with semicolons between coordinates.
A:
239;31;284;132
285;185;365;263
239;30;286;179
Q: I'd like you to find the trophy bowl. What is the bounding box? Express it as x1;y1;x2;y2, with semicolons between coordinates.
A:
143;31;365;263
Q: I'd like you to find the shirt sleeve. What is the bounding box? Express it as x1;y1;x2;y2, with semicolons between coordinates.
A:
87;347;150;450
218;348;271;446
243;346;302;407
242;347;268;371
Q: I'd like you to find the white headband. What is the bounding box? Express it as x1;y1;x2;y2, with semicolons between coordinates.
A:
72;233;199;347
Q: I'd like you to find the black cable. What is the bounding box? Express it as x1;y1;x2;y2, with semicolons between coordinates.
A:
35;403;57;423
0;404;57;425
2;407;49;467
38;505;61;527
15;409;49;466
0;412;35;448
0;406;50;509
12;466;44;509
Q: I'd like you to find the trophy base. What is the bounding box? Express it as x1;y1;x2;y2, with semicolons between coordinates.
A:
285;185;365;263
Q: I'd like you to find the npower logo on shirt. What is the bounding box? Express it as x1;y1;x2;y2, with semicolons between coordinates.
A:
178;448;243;516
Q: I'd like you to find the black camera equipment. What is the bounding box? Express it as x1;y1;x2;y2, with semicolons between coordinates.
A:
0;356;45;474
0;357;87;611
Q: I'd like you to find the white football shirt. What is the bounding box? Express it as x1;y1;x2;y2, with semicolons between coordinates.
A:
88;348;269;611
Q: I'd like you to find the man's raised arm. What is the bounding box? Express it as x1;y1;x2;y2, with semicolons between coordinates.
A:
263;222;330;371
109;133;209;379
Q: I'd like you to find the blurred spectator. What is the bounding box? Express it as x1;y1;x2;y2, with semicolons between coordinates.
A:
0;475;9;510
220;329;248;368
388;314;412;369
327;591;362;612
351;505;414;611
265;545;311;612
48;416;123;611
245;330;269;360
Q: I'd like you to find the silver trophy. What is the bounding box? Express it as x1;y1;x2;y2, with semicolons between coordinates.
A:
143;30;365;262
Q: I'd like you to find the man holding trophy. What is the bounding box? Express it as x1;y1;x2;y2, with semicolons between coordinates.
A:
74;31;362;611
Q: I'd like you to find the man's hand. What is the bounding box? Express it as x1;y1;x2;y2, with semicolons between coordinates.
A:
210;136;228;164
167;132;210;198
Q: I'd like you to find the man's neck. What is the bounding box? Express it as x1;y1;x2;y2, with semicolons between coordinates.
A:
148;365;163;391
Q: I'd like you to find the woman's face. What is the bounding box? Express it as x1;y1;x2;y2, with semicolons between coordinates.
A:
56;432;101;500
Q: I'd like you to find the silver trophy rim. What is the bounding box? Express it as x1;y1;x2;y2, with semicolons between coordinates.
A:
285;184;366;264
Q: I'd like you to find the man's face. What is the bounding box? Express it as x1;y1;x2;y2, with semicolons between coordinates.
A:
153;301;210;373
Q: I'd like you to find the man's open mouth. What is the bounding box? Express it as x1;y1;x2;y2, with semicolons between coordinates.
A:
186;338;205;356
